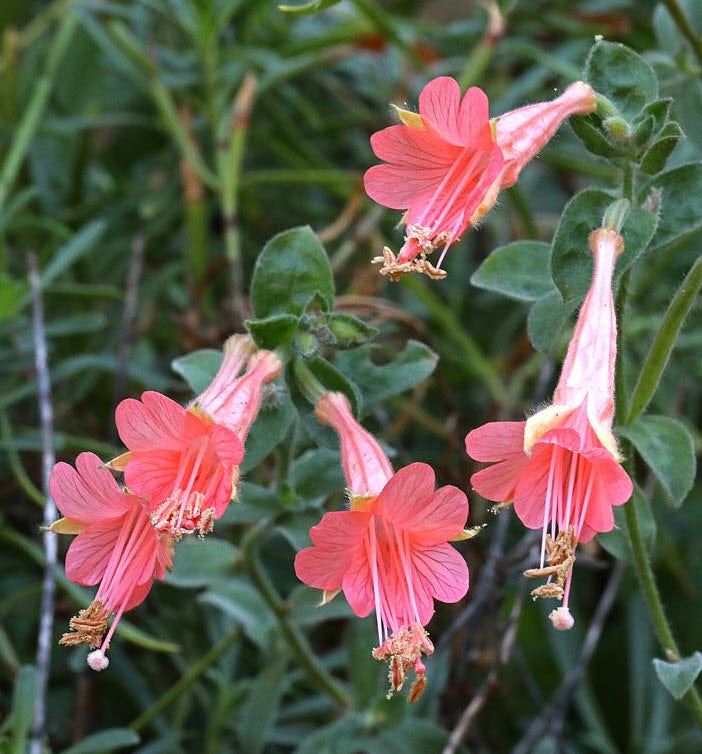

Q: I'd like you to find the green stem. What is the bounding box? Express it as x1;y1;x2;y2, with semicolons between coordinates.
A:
662;0;702;74
0;8;78;214
617;267;702;731
217;73;257;315
241;523;352;709
0;411;44;507
624;499;702;728
627;256;702;424
621;162;635;201
130;626;241;733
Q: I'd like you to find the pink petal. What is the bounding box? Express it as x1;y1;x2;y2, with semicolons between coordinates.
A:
513;445;553;529
65;520;122;585
124;579;154;611
294;510;370;592
364;163;449;211
116;391;204;451
50;453;129;525
465;421;526;462
384;482;469;546
471;455;528;502
341;545;374;618
211;423;244;467
583;455;632;533
124;448;181;505
369;124;461;168
412;542;469;607
374;463;435;521
418;78;491;147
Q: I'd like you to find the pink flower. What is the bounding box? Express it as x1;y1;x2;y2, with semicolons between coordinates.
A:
296;392;469;699
364;78;595;279
49;452;173;670
465;229;632;627
113;336;281;538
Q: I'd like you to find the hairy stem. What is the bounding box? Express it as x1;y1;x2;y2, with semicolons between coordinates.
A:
242;523;352;709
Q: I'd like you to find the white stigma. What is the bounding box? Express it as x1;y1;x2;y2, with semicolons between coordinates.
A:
549;605;575;631
87;649;110;671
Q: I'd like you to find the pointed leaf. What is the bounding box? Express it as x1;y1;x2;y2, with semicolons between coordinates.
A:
471;241;555;302
653;652;702;700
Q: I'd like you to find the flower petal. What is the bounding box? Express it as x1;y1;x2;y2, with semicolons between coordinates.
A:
513;444;553;529
471;455;528;503
294;510;370;592
465;421;526;462
116;391;204;451
65;521;122;585
341;543;375;618
211;423;244;467
124;448;181;505
50;453;129;525
374;463;436;522
412;542;469;607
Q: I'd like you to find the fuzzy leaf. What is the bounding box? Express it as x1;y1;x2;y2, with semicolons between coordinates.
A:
246;313;299;350
653;652;702;700
620;416;696;506
172;349;222;394
471;241;555;302
250;226;334;318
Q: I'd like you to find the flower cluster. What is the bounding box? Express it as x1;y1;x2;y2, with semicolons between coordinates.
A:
50;335;281;670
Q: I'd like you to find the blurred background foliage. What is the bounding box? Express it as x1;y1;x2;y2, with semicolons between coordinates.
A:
1;0;701;752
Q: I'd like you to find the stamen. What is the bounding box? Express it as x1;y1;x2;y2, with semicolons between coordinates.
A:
540;450;558;568
59;600;109;648
367;520;384;647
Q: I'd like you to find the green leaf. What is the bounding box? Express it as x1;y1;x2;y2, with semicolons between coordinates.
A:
199;578;275;648
246;313;299;350
241;394;296;472
288;585;354;626
165;537;237;588
639;122;683;175
57;729;140;754
550;189;657;304
250;226;334;318
278;0;342;13
620;416;696;506
291;447;344;505
526;290;573;353
1;666;35;746
0;273;25;322
653;652;702;701
641;163;702;253
635;98;672;136
598;489;655;560
326;313;378;349
585;40;658;119
171;349;221;394
627;257;702;422
333;341;438;412
237;655;286;754
40;220;107;289
570;115;623;159
471;241;555;302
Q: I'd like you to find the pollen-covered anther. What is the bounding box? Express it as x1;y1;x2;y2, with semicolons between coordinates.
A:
59;600;109;648
151;491;215;539
524;526;576;601
372;246;448;282
372;624;434;700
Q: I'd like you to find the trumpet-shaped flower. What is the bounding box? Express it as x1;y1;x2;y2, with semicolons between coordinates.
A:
296;393;469;699
50;452;173;670
365;78;595;279
465;229;632;628
114;336;280;538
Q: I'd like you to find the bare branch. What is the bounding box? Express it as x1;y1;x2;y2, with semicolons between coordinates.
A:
27;250;57;754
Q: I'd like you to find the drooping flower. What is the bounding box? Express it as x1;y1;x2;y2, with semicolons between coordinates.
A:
295;392;470;699
364;77;595;279
113;336;280;538
465;228;633;629
49;452;173;670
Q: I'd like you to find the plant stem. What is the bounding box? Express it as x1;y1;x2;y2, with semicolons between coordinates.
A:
662;0;702;74
130;626;241;733
627;256;702;424
623;498;702;728
217;74;257;316
241;523;352;709
0;8;78;214
617;260;702;731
